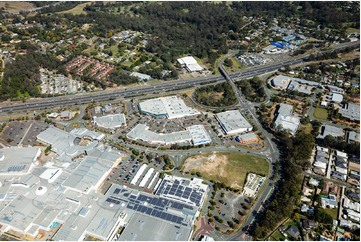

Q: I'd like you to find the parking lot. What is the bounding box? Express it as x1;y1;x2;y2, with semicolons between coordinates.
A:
106;152;165;192
210;190;250;231
0;121;48;146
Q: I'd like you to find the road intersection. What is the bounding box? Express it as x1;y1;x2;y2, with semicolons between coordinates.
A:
0;41;358;240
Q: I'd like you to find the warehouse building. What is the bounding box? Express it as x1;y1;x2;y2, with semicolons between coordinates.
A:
215;110;253;135
331;93;344;103
139;96;201;119
130;72;152;81
235;133;258;144
155;175;208;208
186;125;212;146
274;103;300;135
62;148;122;194
0;147;41;175
177;56;203;73
338;103;360;121
127;124;192;145
36;126;99;161
127;124;211;146
317;125;344;139
270;75;320;94
93;113;127;129
118;212;191;241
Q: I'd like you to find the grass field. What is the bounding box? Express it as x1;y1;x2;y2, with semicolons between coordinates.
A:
314;107;328;120
325;208;338;220
299;123;313;134
58;2;90;15
224;57;245;73
108;45;119;56
0;2;34;13
83;45;97;55
183;152;269;189
197;91;224;102
346;27;360;34
270;230;286;241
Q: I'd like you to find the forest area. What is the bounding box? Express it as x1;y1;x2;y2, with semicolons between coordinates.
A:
194;82;237;107
250;130;316;239
1;1;359;100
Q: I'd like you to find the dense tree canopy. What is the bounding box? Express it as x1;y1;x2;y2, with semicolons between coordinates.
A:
250;131;315;239
237;76;266;102
0;44;63;100
194;82;237;107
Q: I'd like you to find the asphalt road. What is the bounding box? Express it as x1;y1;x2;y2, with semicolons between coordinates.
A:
0;40;358;240
0;41;358;114
218;59;280;240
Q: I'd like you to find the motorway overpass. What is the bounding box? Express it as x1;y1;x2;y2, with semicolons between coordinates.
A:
0;41;358;113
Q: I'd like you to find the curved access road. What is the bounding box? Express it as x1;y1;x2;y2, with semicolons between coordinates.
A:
0;41;358;114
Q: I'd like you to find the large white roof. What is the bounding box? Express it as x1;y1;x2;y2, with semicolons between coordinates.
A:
275;115;300;135
331;93;343;103
216;110;253;135
93;114;126;129
0;147;40;175
127;124;211;146
186;125;211;145
37;126;99;161
127;124;192;145
62;148;121;194
139;96;201;119
177;56;203;72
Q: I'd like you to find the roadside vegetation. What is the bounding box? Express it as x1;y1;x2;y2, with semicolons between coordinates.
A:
194;82;237;107
237;76;266;102
250;130;316;239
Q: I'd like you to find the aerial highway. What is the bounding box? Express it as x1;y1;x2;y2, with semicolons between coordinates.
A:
0;41;358;114
218;58;280;241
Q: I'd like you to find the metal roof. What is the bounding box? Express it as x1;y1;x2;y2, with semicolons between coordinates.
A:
0;147;40;175
216;110;253;135
118;213;191;241
93;114;127;129
139;96;201;119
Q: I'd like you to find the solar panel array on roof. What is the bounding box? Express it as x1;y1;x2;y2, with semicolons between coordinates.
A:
124;198;185;225
106;198;120;205
7;165;26;172
106;186;194;226
156;179;204;206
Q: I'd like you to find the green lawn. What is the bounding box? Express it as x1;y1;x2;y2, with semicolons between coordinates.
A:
83;45;97;56
314;107;328;120
270;230;286;241
299;123;313;134
346;27;360;34
58;2;89;15
183;152;269;189
224;57;245;73
325;208;338;220
108;45;119;56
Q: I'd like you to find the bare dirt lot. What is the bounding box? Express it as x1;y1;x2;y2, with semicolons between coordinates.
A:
0;2;34;13
183;151;269;189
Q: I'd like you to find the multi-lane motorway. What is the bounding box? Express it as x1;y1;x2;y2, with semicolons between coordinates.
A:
218;58;280;241
0;41;358;241
0;41;358;114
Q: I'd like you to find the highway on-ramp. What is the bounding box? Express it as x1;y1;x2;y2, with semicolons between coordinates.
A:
0;41;358;114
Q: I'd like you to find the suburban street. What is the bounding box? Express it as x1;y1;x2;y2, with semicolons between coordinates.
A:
0;40;358;241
